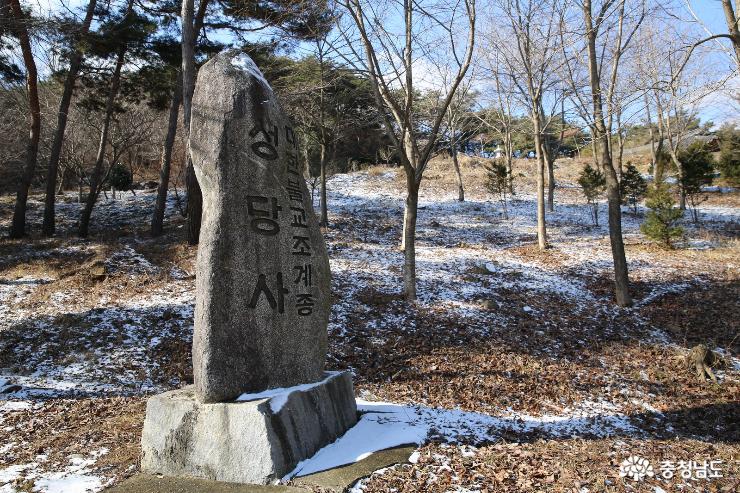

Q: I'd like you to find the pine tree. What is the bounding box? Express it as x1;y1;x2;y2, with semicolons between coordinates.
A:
485;160;511;219
716;125;739;186
77;0;156;237
577;164;606;226
678;143;714;223
640;183;684;248
619;162;647;214
107;162;132;198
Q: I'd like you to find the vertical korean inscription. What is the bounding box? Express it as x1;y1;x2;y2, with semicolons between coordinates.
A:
245;117;289;314
284;126;316;317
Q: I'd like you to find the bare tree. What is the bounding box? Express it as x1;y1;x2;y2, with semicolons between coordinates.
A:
151;74;183;236
487;0;567;249
562;0;646;307
682;0;740;72
340;0;476;300
478;51;517;194
440;75;477;202
638;18;722;208
6;0;41;238
722;0;740;68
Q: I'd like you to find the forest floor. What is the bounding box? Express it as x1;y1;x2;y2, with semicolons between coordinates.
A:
0;157;738;493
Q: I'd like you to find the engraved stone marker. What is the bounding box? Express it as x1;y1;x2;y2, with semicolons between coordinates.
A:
190;50;331;403
140;52;356;484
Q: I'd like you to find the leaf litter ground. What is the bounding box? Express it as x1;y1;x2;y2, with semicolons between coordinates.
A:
0;160;738;492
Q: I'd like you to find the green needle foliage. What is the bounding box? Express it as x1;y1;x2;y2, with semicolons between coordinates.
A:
620;162;647;214
640;183;684;248
678;143;715;223
578;164;606;226
716;124;739;186
107;162;133;193
485;160;511;219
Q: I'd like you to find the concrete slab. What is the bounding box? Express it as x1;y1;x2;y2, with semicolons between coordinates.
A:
291;444;416;492
106;474;308;493
140;373;357;484
107;445;416;493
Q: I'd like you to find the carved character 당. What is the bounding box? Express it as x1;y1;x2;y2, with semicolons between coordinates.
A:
246;196;282;235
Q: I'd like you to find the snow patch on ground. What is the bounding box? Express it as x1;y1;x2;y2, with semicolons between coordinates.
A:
0;449;107;493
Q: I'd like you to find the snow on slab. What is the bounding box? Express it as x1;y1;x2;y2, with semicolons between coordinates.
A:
236;371;342;412
285;397;640;480
287;405;426;478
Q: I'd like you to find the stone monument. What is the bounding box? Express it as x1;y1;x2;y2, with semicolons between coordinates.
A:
140;50;357;485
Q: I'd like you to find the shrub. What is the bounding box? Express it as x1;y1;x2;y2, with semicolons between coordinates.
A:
620;162;647;214
577;164;606;226
716;128;739;186
678;143;714;223
640;183;684;248
107;162;133;193
485;160;511;219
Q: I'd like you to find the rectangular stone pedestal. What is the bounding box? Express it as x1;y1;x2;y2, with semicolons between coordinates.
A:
140;371;357;484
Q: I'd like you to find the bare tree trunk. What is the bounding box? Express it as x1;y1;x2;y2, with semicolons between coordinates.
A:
8;0;41;239
317;40;330;227
57;166;68;194
584;0;631;307
505;130;514;194
543;131;555;212
182;0;209;244
721;0;740;69
538;101;555;212
78;46;126;237
319;142;328;226
151;74;182;236
590;138;599;170
403;170;419;300
533;115;547;249
42;0;96;237
546;156;555;212
615;109;624;179
669;151;687;210
452;146;464;201
645;93;658;176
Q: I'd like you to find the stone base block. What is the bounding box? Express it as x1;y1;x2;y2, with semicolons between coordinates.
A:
140;371;357;484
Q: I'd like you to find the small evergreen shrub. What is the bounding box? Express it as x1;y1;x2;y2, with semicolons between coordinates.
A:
717;136;739;186
620;162;647;213
678;143;714;223
108;162;133;193
577;164;606;226
640;183;684;248
485;160;511;219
